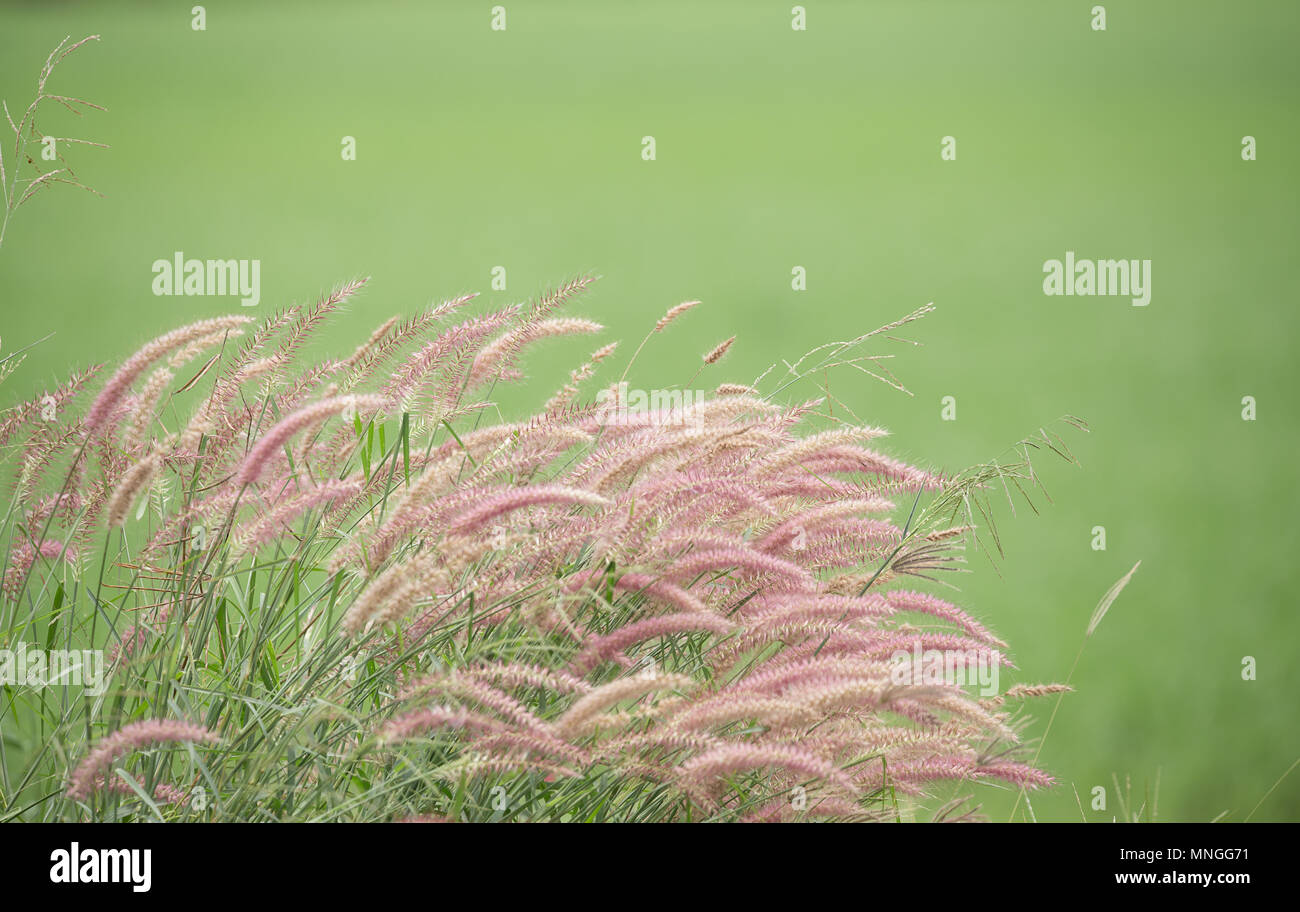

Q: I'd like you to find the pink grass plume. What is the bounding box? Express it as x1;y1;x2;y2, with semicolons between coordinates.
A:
84;316;253;436
67;720;219;801
449;484;610;534
236;394;389;485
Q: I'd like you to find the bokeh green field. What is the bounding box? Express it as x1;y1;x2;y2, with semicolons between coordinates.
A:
2;0;1297;821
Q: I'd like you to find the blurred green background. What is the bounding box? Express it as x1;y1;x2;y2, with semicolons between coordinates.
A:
1;1;1296;821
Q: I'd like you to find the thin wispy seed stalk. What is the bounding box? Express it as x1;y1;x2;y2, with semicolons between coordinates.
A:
1008;561;1141;821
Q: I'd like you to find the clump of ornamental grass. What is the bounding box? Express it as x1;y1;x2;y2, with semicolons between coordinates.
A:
0;275;1083;822
0;35;107;249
